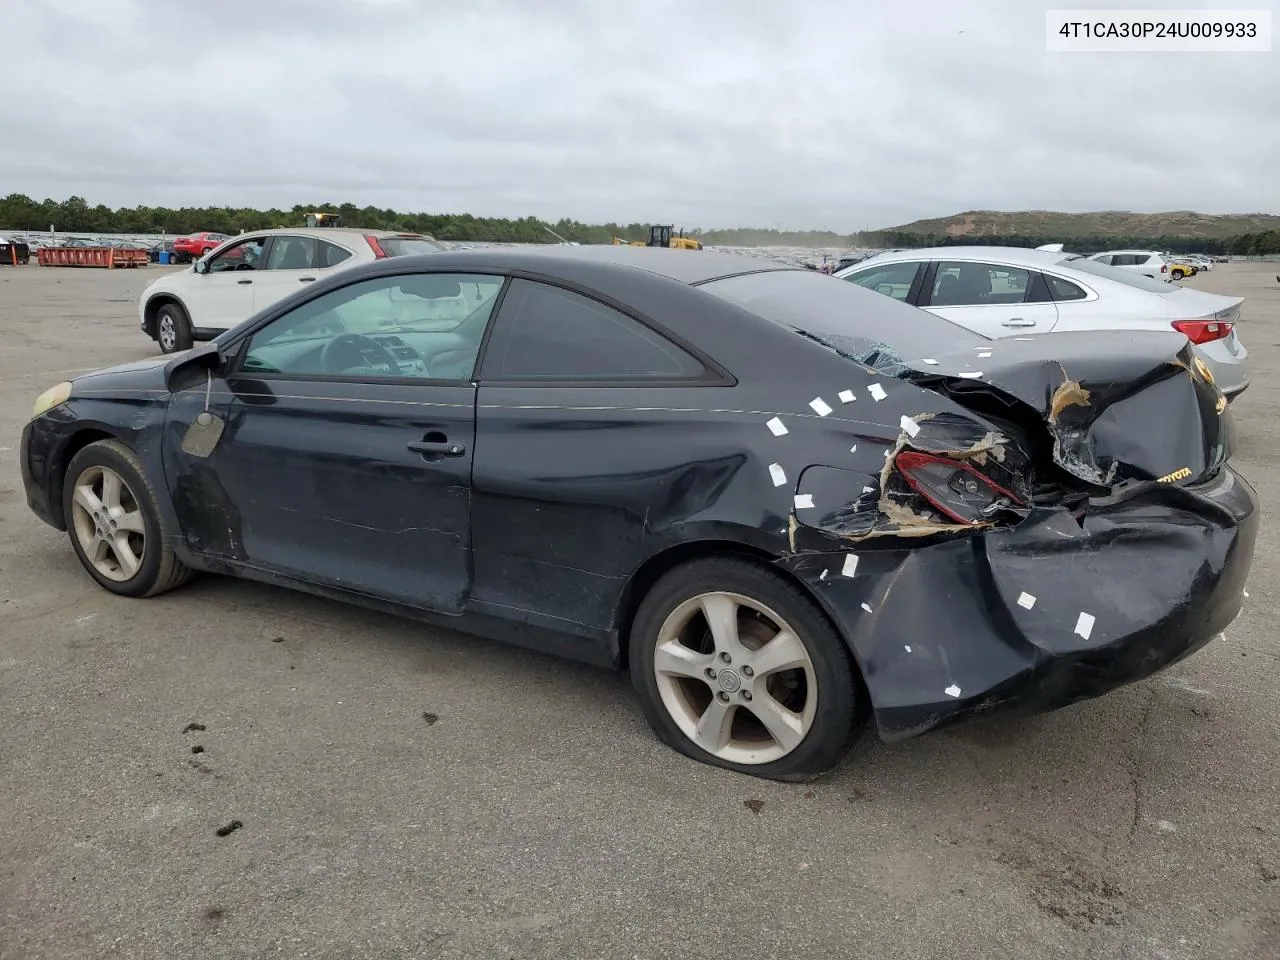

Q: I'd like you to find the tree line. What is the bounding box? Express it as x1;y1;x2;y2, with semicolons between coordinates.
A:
3;193;1279;255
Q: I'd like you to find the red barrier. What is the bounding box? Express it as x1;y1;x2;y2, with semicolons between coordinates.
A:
36;246;150;269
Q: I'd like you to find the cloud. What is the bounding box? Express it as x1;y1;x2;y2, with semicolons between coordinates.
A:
2;0;1275;229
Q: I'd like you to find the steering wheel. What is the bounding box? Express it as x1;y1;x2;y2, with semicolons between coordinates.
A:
320;334;402;375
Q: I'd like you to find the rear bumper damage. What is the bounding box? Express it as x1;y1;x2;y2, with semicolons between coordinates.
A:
778;466;1257;741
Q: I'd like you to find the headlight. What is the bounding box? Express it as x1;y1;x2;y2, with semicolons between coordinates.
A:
31;381;73;419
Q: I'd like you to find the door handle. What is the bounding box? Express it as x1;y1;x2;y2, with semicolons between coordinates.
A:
1002;318;1035;327
298;277;316;283
407;439;466;457
237;279;253;285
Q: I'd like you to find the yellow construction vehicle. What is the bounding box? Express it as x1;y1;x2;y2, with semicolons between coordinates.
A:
611;225;702;250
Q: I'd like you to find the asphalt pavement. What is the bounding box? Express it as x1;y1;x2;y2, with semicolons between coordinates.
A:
1;260;1278;960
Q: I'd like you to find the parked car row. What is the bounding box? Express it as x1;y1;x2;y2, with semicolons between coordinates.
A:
20;239;1257;781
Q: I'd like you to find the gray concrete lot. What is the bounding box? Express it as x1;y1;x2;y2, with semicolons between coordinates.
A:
1;261;1278;960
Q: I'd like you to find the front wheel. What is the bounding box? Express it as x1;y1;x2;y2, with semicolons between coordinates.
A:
1171;268;1185;280
62;440;192;598
630;557;867;781
156;302;193;354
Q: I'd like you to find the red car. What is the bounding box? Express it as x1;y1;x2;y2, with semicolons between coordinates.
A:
171;231;230;262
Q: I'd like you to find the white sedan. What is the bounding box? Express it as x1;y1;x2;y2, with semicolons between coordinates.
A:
836;246;1249;399
139;228;445;353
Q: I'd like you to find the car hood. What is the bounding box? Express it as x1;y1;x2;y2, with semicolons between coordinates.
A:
70;351;192;392
899;330;1230;487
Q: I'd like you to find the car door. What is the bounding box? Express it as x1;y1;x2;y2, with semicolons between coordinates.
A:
469;278;720;638
917;260;1060;336
161;269;508;613
190;236;267;330
251;235;355;314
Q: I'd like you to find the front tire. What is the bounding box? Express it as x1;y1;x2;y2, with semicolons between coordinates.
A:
62;440;192;598
629;557;867;781
156;302;193;354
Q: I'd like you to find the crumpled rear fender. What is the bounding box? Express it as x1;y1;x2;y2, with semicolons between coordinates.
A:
776;468;1257;741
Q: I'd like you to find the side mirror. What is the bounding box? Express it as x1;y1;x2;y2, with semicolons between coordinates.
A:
193;259;209;275
164;344;225;392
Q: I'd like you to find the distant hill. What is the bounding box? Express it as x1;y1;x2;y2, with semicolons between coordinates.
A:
875;210;1280;241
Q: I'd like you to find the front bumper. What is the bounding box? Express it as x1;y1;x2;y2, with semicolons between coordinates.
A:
21;413;72;530
780;467;1258;741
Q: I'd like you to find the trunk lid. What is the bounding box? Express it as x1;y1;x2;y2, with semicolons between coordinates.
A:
900;330;1231;488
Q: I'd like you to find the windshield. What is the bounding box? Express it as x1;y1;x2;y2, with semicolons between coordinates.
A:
1060;256;1174;292
699;269;986;374
378;235;446;257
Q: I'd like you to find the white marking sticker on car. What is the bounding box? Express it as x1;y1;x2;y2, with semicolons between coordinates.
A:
868;383;887;401
1017;592;1036;610
794;494;814;509
842;554;859;577
944;684;962;698
768;463;787;486
838;389;855;403
1074;612;1095;640
766;416;788;436
860;602;873;613
900;415;920;437
957;371;984;379
810;397;833;417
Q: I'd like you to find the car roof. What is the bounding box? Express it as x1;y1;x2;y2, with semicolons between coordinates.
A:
232;227;439;241
396;244;794;284
843;246;1071;267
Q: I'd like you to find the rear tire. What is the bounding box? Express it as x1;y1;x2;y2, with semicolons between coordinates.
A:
156;302;193;354
62;439;192;598
1171;268;1185;280
629;557;867;781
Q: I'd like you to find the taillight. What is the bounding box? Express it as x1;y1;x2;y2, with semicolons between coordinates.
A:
365;235;388;258
896;451;1023;524
1172;319;1232;344
1161;264;1168;272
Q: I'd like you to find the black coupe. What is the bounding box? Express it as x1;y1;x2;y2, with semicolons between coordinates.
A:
21;246;1257;780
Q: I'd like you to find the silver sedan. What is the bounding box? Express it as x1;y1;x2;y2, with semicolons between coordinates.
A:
836;246;1249;399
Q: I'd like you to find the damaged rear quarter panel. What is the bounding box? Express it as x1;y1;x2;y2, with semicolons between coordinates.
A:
903;331;1230;488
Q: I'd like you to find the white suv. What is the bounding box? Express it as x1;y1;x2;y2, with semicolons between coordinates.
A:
1087;250;1169;281
139;227;445;353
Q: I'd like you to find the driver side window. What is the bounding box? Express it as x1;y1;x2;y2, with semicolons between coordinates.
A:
207;237;266;273
241;273;506;381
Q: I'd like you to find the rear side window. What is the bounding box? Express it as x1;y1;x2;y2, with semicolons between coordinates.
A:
700;269;985;370
377;235;446;257
1045;274;1087;301
482;279;705;381
928;262;1029;306
265;235;318;270
318;240;352;268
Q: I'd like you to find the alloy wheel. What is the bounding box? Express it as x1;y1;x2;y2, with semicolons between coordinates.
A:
652;591;817;764
158;314;176;351
69;464;146;582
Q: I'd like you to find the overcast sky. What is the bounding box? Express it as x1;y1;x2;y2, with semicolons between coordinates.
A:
2;0;1275;230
